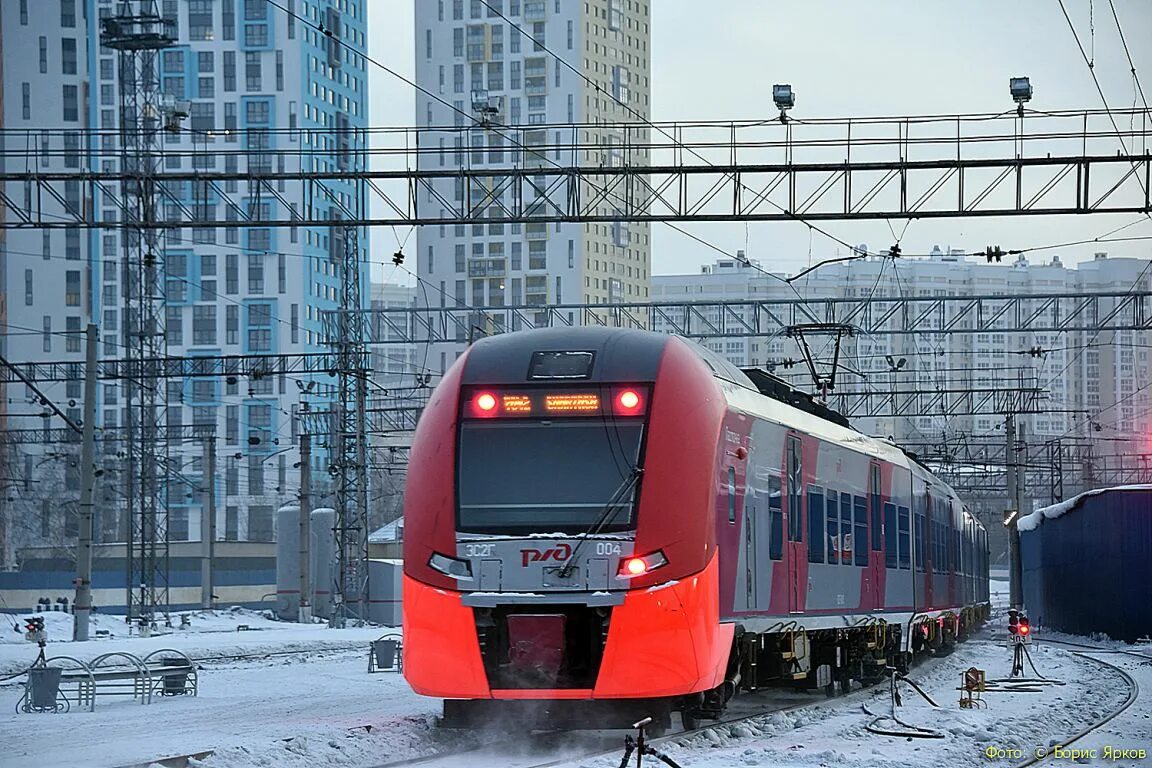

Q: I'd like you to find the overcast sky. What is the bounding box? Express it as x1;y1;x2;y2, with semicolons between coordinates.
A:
367;0;1152;279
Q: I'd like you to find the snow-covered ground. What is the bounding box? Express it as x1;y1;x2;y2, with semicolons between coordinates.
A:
1;601;1147;768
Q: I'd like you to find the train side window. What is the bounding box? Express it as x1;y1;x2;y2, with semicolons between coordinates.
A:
727;466;736;524
768;475;783;561
853;495;868;566
884;503;898;568
897;505;910;570
869;465;882;551
807;486;824;563
840;492;852;565
786;436;802;542
826;490;839;564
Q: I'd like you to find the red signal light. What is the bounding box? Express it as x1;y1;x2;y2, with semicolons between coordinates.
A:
473;392;498;417
613;388;645;415
624;557;647;576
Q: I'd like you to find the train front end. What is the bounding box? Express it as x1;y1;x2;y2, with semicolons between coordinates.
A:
402;328;732;728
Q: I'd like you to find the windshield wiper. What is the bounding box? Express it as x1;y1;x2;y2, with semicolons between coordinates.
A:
557;466;643;578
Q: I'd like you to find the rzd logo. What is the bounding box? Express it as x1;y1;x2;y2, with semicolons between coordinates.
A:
520;543;572;567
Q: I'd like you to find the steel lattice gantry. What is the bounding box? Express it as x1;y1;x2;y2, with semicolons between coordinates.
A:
1;108;1149;228
4;289;1150;424
353;291;1152;345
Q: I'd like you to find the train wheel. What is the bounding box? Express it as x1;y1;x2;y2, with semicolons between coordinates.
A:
680;710;702;731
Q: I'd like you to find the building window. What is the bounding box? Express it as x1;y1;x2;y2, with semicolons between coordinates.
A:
223;51;236;91
61;84;79;121
248;505;273;540
39;37;48;73
190;101;215;130
226;304;239;344
244;23;268;47
193;305;217;345
245;51;262;91
65;270;81;306
22;84;31;120
189;0;215;40
60;0;76;28
66;317;82;352
247;303;272;351
167;306;184;345
223;0;236;39
247;254;265;293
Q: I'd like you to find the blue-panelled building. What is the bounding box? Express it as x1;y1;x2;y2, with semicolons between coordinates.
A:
0;0;369;576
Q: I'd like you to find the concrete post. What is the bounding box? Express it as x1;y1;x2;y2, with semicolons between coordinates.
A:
73;324;98;642
298;433;312;623
200;436;216;610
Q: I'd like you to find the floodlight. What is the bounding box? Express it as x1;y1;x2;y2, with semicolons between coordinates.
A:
1010;77;1032;115
773;84;795;112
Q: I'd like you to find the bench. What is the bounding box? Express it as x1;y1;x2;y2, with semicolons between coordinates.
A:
20;649;197;713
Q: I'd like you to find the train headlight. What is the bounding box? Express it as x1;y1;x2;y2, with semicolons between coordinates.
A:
618;550;667;578
429;552;474;580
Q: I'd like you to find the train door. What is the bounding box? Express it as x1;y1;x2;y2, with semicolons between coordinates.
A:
740;468;758;609
786;434;804;613
923;491;935;608
947;500;957;607
861;462;882;609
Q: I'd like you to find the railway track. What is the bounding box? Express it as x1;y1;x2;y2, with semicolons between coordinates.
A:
366;672;902;768
1010;642;1144;768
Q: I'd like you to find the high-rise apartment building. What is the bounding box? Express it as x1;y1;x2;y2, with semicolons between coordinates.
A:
414;0;652;372
653;249;1152;447
0;0;368;559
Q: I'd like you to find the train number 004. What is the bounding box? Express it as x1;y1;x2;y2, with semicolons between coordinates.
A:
595;542;622;556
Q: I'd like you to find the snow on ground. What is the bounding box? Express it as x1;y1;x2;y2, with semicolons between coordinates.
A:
1;608;447;768
2;603;1147;768
561;637;1142;768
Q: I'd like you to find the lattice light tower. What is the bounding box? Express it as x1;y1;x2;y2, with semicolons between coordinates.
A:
326;142;371;628
100;2;177;624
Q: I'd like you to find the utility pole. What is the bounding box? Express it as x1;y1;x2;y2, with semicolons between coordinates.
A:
73;324;98;642
298;432;312;623
1005;414;1024;609
200;435;216;610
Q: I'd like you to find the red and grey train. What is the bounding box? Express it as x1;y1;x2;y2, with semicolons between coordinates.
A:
402;327;990;730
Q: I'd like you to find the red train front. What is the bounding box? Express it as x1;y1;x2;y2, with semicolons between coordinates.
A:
402;327;733;727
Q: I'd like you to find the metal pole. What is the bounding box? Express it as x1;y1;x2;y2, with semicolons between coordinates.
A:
298;432;312;623
73;323;98;642
1005;414;1023;609
200;436;216;610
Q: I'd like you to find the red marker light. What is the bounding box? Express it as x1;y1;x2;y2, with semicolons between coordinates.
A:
474;392;498;416
618;550;668;578
614;388;644;415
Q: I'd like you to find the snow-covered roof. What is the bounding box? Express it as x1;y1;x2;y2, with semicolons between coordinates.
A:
368;518;404;543
1017;484;1152;532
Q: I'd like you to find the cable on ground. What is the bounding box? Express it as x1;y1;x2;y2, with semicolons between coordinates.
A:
862;668;944;740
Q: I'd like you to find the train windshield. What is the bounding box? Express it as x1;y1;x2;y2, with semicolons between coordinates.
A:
457;419;645;534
